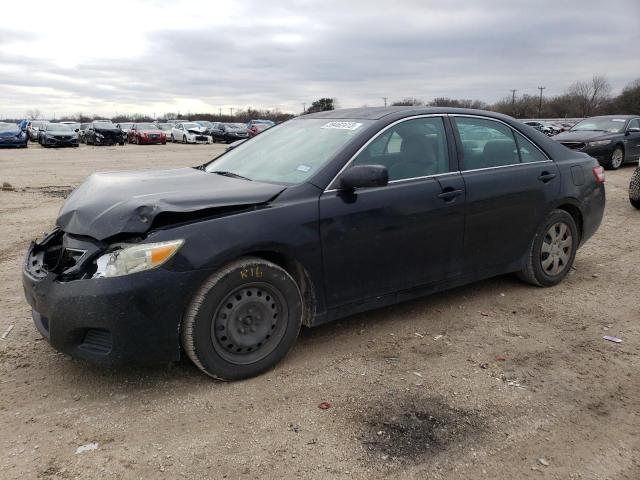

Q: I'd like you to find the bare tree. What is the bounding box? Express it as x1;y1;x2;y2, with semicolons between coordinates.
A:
391;98;424;106
566;75;611;117
25;108;42;120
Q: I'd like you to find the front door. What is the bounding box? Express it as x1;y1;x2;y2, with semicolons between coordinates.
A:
319;116;465;308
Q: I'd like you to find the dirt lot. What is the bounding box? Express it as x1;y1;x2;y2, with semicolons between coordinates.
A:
0;143;638;480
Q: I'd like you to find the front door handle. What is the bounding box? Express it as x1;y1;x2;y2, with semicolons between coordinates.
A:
437;189;463;201
538;171;557;183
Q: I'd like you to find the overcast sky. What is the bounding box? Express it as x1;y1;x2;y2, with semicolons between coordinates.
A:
1;0;638;118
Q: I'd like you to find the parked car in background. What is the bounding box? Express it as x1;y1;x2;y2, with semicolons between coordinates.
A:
117;123;134;143
246;119;275;129
553;115;640;170
196;121;215;130
0;122;28;148
22;107;605;380
27;120;49;141
523;121;554;136
78;123;91;143
19;119;29;131
170;122;212;144
156;123;173;137
630;166;640;209
247;122;272;138
37;123;79;148
210;122;249;143
84;121;126;146
128;123;167;145
60;121;81;132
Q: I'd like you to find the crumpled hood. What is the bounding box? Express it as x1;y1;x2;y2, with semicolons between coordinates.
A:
57;167;286;240
554;130;616;142
187;127;207;135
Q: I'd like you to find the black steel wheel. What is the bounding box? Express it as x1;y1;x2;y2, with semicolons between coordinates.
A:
182;257;303;380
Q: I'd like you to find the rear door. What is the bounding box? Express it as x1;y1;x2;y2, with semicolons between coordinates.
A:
319;115;466;308
452;115;560;273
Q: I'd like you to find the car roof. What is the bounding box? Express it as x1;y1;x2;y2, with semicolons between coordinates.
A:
584;115;637;120
302;106;519;122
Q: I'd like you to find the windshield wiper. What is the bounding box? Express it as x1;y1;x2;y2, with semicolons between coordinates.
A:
211;170;252;181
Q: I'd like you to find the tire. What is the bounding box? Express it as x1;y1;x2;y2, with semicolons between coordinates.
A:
630;167;640;209
171;134;175;143
517;209;578;287
183;135;187;144
181;257;303;380
603;145;624;170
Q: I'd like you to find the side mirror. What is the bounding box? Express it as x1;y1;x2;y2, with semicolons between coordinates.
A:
627;127;640;134
339;165;389;191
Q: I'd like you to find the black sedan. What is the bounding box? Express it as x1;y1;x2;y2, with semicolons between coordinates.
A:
0;122;28;148
22;107;605;380
210;122;249;143
553;115;640;170
84;121;126;146
38;123;79;147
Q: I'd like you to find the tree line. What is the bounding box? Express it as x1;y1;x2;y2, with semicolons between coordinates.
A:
391;76;639;119
11;75;640;124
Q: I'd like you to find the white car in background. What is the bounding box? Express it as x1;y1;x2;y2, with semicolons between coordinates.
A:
171;122;212;144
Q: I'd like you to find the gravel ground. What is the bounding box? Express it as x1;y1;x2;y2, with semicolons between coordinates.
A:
0;143;638;479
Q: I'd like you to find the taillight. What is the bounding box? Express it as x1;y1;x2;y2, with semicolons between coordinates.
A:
592;165;605;184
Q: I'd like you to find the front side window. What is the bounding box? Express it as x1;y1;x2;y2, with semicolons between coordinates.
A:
206;118;372;184
352;117;449;181
454;117;519;170
628;119;640;130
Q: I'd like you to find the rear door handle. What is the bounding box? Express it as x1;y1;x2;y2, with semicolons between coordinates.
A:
437;189;463;201
538;172;556;183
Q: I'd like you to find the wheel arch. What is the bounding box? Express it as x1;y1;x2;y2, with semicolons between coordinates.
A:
241;250;317;327
554;201;583;244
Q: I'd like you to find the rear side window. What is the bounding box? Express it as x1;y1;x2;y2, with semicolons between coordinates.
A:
353;117;449;181
514;132;547;163
454;117;519;170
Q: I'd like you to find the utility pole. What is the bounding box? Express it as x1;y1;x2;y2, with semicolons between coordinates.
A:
302;103;306;114
382;97;387;107
537;86;546;118
229;107;233;116
509;89;517;106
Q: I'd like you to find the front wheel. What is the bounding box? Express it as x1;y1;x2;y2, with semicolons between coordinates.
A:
517;209;578;287
603;146;624;170
181;257;303;380
183;135;187;144
630;167;640;209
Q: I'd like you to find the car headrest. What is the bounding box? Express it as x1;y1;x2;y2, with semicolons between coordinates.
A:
483;140;517;166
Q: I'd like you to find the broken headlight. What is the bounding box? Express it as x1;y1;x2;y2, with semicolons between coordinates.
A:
93;239;184;278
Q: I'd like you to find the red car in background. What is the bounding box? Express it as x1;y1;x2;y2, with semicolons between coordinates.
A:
247;123;272;138
128;123;167;145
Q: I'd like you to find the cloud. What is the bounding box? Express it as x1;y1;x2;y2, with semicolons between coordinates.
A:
0;0;638;118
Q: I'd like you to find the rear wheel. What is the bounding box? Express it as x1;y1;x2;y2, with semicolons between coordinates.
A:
630;167;640;209
518;209;578;287
603;146;624;170
181;257;303;380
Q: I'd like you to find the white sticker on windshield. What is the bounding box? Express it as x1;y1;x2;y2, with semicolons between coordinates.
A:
321;121;363;131
297;165;311;172
612;119;625;122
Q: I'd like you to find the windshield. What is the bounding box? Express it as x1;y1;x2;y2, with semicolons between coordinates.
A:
206;118;371;184
226;123;246;129
94;122;117;128
571;118;627;133
182;123;201;129
46;124;74;132
136;123;157;130
157;124;172;130
119;123;133;128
